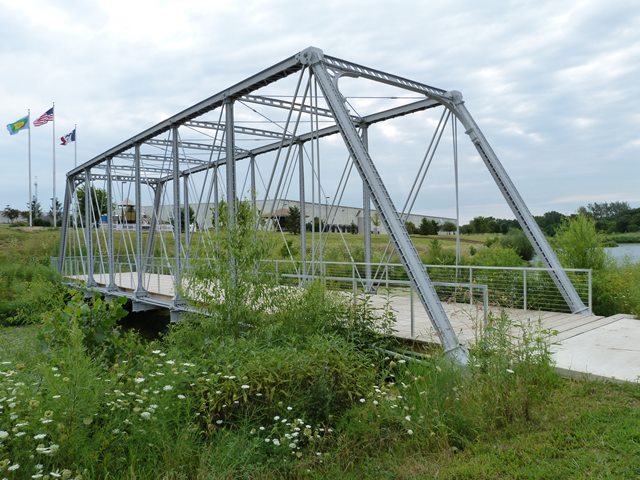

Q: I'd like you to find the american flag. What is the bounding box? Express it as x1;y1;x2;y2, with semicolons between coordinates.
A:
33;107;54;127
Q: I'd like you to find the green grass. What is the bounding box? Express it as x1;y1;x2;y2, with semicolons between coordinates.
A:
1;321;639;479
603;231;640;244
1;224;640;478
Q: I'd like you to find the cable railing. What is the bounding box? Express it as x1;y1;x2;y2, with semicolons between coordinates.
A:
56;255;592;315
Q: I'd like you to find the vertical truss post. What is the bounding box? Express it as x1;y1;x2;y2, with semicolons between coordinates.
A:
298;143;307;281
225;99;237;285
446;91;588;314
144;182;164;274
84;168;96;287
57;175;73;274
213;167;219;253
172;126;183;304
134;144;146;297
183;174;191;249
250;155;257;213
225;99;236;224
106;158;116;291
309;54;468;364
361;125;372;292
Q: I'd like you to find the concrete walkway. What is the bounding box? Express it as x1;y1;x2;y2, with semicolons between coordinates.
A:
370;294;640;383
551;314;640;383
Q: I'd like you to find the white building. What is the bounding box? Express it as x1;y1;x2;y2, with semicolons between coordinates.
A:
143;198;454;234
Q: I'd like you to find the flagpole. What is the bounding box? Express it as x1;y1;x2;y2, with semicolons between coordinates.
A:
74;124;77;168
52;102;56;227
28;109;32;227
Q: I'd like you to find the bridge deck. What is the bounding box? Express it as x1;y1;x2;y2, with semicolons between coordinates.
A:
69;272;639;382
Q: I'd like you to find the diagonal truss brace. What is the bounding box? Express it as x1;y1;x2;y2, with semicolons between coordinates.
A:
444;91;588;314
306;50;469;365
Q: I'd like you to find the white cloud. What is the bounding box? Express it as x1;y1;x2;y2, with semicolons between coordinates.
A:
0;0;638;217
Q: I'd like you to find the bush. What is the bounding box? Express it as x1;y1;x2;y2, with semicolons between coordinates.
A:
553;214;606;270
465;244;527;267
501;228;534;261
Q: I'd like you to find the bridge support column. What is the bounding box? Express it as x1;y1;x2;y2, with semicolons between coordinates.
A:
144;182;163;279
106;158;117;290
84;168;96;287
172;127;184;305
361;125;373;293
57;175;73;274
134;144;147;297
225;98;237;286
298;143;307;282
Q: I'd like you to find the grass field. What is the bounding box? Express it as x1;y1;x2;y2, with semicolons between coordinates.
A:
1;224;639;478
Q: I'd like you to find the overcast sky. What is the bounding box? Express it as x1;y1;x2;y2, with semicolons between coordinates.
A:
1;0;638;223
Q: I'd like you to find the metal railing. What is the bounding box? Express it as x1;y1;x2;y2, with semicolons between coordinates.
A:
54;256;592;315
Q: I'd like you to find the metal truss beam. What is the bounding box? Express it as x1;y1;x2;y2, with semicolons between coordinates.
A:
146;138;248;154
115;152;209;165
445;91;588;314
159;97;440;182
322;55;448;99
95;164;170;174
307;52;469;365
88;173;157;184
67;53;304;177
240;94;337;119
186;120;292;141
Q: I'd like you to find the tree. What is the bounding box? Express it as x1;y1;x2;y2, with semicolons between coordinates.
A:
285;205;301;234
535;210;566;236
441;221;457;233
27;198;43;220
419;218;438;235
76;186;108;220
3;205;20;223
174;206;195;231
405;221;417;235
553;214;606;270
371;213;381;233
500;228;534;261
48;198;62;226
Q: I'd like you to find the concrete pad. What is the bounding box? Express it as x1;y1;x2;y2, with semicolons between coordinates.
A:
552;317;640;383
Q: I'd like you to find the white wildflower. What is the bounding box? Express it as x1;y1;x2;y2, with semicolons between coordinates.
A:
272;438;280;446
140;411;151;420
33;433;47;440
506;368;515;374
0;430;8;439
8;464;20;471
134;378;145;384
162;385;173;391
407;429;414;435
241;384;250;389
177;394;186;400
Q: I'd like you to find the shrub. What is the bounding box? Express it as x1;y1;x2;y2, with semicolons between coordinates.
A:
553;214;606;270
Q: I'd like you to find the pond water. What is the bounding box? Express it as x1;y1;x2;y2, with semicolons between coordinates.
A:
605;243;640;263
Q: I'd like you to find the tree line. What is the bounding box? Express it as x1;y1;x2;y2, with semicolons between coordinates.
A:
458;202;640;236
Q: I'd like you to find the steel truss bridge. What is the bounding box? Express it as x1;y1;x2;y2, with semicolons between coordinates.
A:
57;47;590;365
